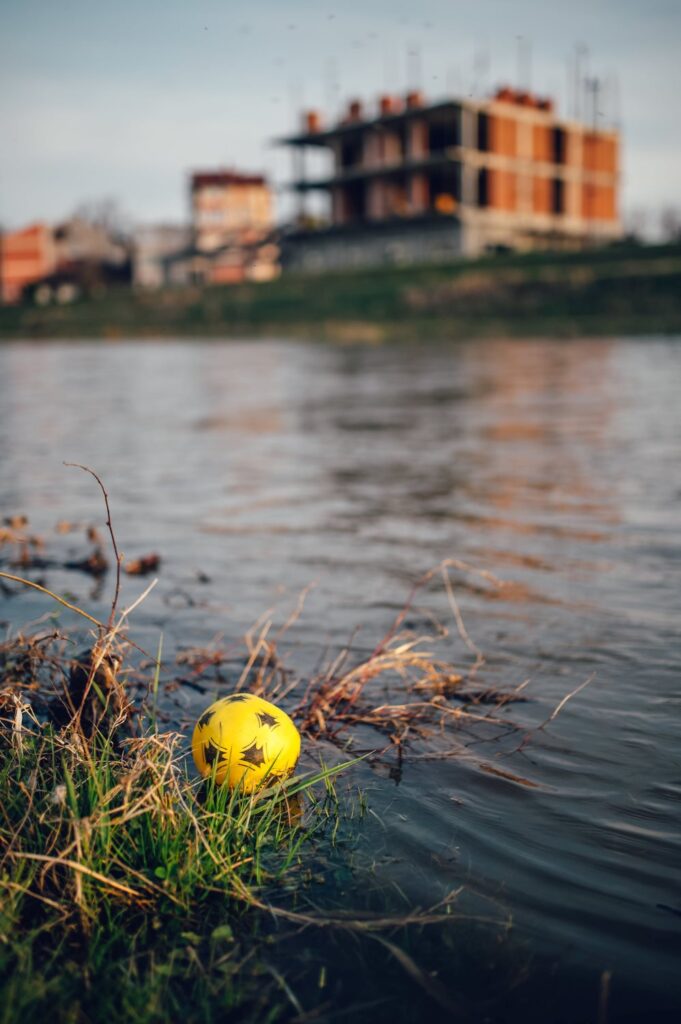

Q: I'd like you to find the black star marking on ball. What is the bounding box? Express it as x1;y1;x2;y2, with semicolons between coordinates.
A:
222;694;249;703
256;711;279;729
240;741;266;768
197;709;215;729
203;740;225;767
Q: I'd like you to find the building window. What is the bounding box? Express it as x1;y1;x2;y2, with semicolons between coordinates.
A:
477;168;489;207
428;116;458;154
477;113;489;152
552;128;566;164
551;178;564;214
340;137;363;170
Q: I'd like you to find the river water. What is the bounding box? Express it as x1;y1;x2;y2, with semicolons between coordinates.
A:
0;337;679;1022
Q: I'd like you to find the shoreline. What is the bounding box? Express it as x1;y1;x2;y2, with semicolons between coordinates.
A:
2;241;681;342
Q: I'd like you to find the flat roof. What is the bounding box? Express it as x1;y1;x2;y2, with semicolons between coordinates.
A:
276;95;619;149
191;171;267;188
277;100;461;147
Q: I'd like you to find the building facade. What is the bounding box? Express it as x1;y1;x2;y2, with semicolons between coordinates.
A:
148;169;281;287
190;170;273;252
278;88;621;271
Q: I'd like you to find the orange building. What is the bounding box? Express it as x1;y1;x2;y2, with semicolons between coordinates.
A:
278;86;621;270
0;223;56;303
190;170;273;253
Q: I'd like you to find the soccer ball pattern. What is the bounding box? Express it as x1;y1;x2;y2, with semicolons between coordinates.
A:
191;693;301;792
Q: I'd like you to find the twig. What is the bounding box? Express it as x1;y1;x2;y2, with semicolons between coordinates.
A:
541;673;595;727
0;573;103;628
512;673;595;753
11;852;142;898
0;571;158;666
64;463;122;632
440;563;485;676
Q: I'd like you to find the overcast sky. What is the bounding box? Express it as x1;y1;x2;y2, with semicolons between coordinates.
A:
2;0;680;232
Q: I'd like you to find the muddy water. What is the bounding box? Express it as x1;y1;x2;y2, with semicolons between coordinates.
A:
1;337;679;1021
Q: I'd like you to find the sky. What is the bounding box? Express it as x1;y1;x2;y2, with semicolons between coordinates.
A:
1;0;680;233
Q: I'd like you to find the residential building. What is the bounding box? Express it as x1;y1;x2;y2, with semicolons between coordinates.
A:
190;170;273;252
54;215;129;268
159;169;279;286
162;237;279;287
277;87;621;271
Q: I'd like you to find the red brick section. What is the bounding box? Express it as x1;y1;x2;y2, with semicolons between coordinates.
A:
489;115;517;157
533;176;552;214
0;223;55;303
582;134;618;174
489;169;517;211
532;124;553;163
581;183;617;221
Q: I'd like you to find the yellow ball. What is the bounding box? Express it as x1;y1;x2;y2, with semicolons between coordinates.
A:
191;693;301;792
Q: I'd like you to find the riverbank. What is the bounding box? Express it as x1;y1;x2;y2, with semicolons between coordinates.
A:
2;241;681;341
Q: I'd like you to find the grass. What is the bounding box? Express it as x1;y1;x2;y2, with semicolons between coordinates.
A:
1;240;681;341
0;700;367;1023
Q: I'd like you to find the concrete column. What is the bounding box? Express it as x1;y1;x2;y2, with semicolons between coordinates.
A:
367;180;386;220
566;127;583;221
460;106;479;210
383;131;401;165
363;130;380;169
331;187;344;226
409;173;429;213
460;105;477;150
516;116;533;214
407;118;428;159
461;163;478;207
293;147;306;219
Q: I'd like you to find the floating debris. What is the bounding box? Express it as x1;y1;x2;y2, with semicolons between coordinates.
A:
124;553;161;576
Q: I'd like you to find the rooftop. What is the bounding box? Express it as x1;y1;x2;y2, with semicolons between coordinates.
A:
191;170;267;189
278;87;561;148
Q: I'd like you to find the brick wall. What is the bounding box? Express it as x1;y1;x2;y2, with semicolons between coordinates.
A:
0;224;56;303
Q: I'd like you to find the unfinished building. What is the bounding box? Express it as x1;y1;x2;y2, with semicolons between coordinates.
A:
277;88;621;271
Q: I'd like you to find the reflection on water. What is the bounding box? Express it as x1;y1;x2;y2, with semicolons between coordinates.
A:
1;336;680;1021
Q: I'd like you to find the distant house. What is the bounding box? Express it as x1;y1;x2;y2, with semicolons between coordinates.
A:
0;223;56;304
162;237;279;287
54;215;129;268
276;87;622;271
1;216;133;305
158;169;279;287
191;170;273;252
132;224;192;288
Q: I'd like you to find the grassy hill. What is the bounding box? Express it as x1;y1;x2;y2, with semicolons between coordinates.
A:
2;241;681;341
